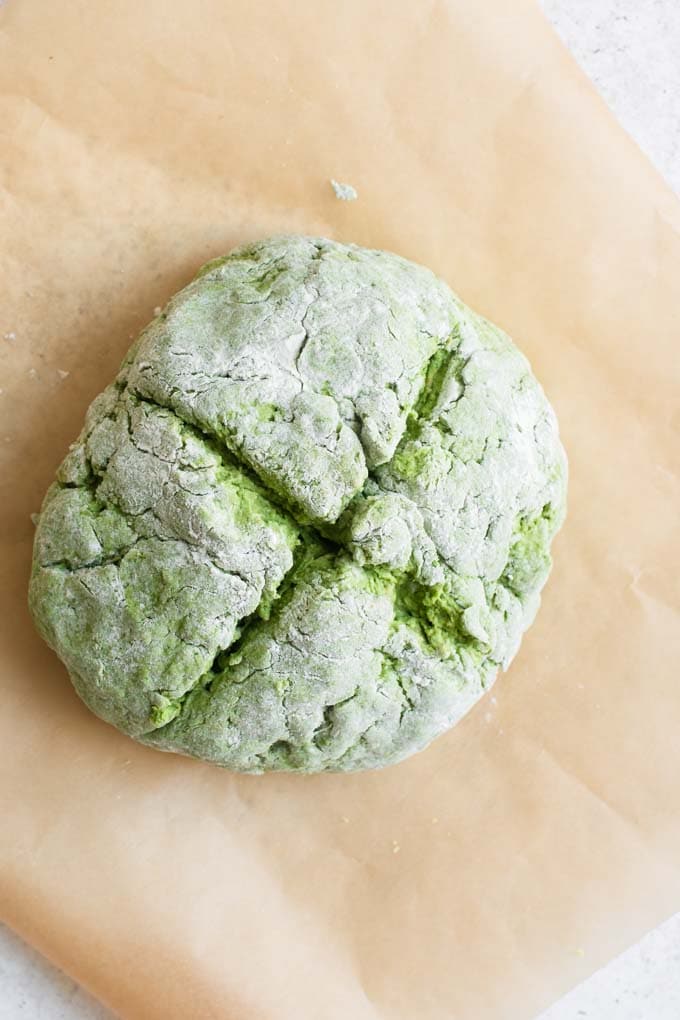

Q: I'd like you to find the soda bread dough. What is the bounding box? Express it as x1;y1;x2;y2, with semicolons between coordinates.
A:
29;236;567;772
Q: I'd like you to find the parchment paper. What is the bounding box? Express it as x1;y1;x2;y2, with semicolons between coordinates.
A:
2;1;680;1017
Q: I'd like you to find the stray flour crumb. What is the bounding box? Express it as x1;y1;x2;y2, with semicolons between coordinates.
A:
490;696;498;706
153;305;162;316
3;331;16;341
57;369;70;380
392;840;401;854
330;179;358;201
341;816;350;824
484;711;492;723
431;817;439;824
28;368;38;379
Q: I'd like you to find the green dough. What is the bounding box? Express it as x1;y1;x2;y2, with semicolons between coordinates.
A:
29;236;567;772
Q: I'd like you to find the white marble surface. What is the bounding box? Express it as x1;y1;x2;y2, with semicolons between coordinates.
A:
538;913;680;1020
543;0;680;195
2;2;680;1017
0;926;111;1020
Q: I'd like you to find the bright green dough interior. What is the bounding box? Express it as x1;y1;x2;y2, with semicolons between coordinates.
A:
29;236;567;772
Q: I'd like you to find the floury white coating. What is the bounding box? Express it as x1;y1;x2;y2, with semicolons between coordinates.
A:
29;236;567;772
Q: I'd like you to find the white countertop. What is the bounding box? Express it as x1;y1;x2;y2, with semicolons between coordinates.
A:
2;2;679;1017
544;0;680;195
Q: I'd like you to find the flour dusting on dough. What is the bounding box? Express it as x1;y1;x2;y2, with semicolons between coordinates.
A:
29;235;567;774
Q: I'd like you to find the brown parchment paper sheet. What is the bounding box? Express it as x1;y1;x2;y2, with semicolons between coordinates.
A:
1;1;680;1017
